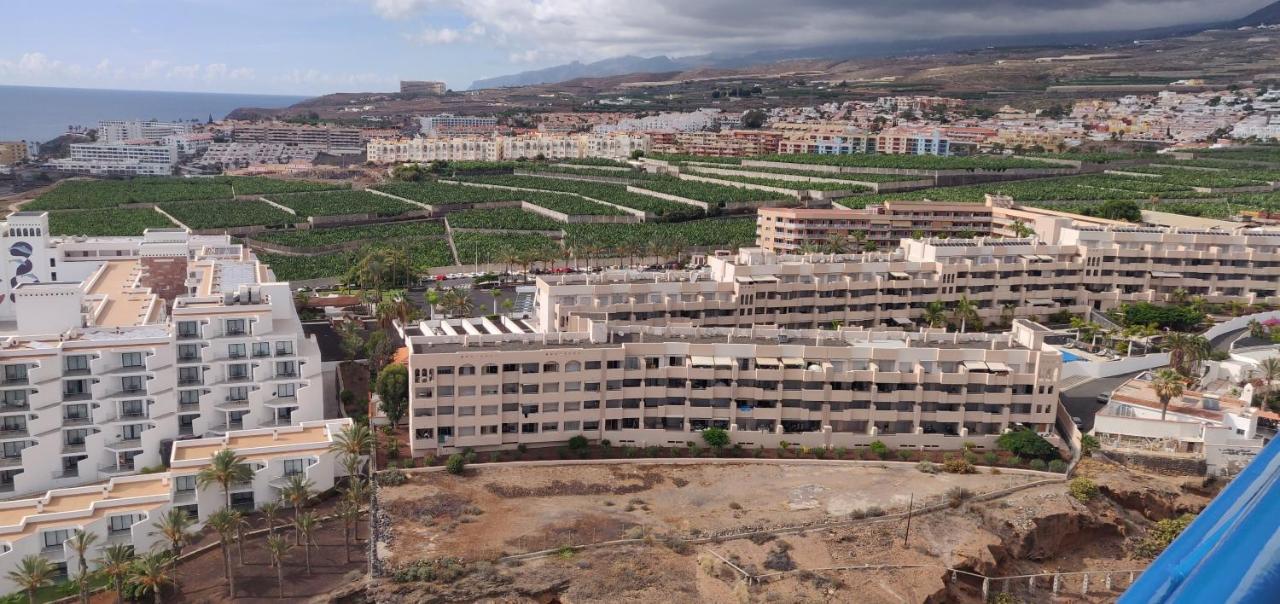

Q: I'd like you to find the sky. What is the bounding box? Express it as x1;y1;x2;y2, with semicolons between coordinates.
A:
0;0;1271;96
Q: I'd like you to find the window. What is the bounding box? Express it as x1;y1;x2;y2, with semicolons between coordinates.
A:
109;514;136;533
437;366;455;375
275;362;296;377
2;440;27;457
2;390;27;407
122;424;146;440
63;379;88;397
565;382;582;392
228;364;249;380
483;364;499;375
274;341;294;356
174;474;196;493
178;367;201;385
541;422;558;432
3;364;26;383
121;352;143;368
585;361;602;370
565;361;581;372
179;390;200;405
283;458;307;476
178;344;201;361
43;529;70;549
227;344;246;359
225;319;246;335
277;383;297;398
1;416;25;432
253;342;271;357
229;386;248;401
64;355;89;373
121;376;143;392
459;365;476;376
121;400;144;418
177;321;200;338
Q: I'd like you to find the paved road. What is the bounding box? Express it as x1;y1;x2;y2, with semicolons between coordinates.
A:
1059;371;1144;433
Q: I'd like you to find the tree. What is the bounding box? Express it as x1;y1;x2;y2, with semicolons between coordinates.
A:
446;452;467;475
440;287;474;318
338;320;366;362
1152;368;1185;421
366;330;395;376
295;511;321;575
68;529;98;604
996;429;1057;460
330;422;374;478
1095;199;1142;222
741;109;768;129
375;363;410;427
701;427;730;449
7;555;56;604
205;508;239;598
1010;220;1035;238
868;440;890;459
923;301;947;329
197;448;254;509
347;248;412;299
260;499;284;537
1259;357;1280;404
281;474;316;544
153;508;194;592
951;296;979;334
96;543;135;604
337;498;361;564
128;553;172;604
266;535;291;599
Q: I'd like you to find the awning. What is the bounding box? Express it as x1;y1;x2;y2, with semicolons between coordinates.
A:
985;361;1012;373
891;316;914;326
782;357;806;367
713;356;734;368
1028;298;1056;306
755;357;781;368
962;360;991;372
690;355;716;367
1037;254;1055;262
1150;271;1184;278
1019;254;1039;261
889;271;911;280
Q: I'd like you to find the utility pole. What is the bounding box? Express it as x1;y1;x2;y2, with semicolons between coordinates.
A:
903;492;914;548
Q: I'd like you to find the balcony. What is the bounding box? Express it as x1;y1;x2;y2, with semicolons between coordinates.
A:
105;530;132;545
62;367;91;377
173;489;196;504
274;371;298;379
0;402;30;413
226;374;253;383
105;438;144;451
0;426;29;439
62;416;93;427
51;468;80;480
1;377;29;386
62;392;92;402
99;462;136;475
177;354;202;364
178;401;201;413
0;456;22;468
178;378;204;386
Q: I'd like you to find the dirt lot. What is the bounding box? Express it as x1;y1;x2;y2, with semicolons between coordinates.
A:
371;458;1217;603
378;462;1041;565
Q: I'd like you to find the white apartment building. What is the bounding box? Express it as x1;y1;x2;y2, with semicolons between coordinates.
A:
405;318;1061;455
0;213;325;498
97;121;194;145
594;109;725;134
231;123;362;153
418;114;498;135
197;143;320;168
48;142;178;177
535;220;1280;333
0;418;352;593
366;133;647;164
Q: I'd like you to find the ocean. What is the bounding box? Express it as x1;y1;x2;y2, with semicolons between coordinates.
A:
0;85;307;143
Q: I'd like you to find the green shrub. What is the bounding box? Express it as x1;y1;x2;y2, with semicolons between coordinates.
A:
896;449;913;461
377;469;407;486
568;435;589;451
1136;514;1196;558
996;429;1058;460
917;460;938;474
445;453;467;475
1068;477;1099;502
943;458;976;474
1081;434;1100;456
701;427;730;449
983;452;999;465
1029;459;1047;471
868;440;890;459
1048;459;1068;473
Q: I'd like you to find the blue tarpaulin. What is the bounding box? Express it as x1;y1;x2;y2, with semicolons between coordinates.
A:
1119;437;1280;604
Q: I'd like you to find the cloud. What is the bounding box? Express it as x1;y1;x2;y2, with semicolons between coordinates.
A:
406;21;485;45
0;51;264;89
371;0;1271;62
0;52;81;79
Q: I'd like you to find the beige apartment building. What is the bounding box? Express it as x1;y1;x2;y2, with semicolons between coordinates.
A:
406;318;1061;455
536;219;1280;333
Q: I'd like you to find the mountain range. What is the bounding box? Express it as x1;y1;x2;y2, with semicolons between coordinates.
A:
468;1;1280;90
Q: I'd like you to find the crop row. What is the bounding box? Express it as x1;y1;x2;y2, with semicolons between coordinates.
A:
446;208;562;231
647;153;742;165
562;218;757;256
28;176;344;210
834;173;1226;208
265;190;420;217
47;208;178;236
696;165;925;183
164;200;299;230
1192;147;1280;164
629;178;787;204
753;153;1057;170
252;220;446;248
261;237;454;281
556;158;632;167
452;232;563;264
693;174;869;192
1111;166;1266;188
524;165;664;180
456;175;702;220
372;181;523;207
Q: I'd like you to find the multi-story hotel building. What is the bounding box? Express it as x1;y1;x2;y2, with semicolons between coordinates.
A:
231;123;363;153
0;418;352;593
401;80;447;96
0;142;28;166
535;216;1280;334
367;133;648;164
47;142;178;177
0;213;324;498
418;114;498;136
405;318;1061;455
97;120;194;145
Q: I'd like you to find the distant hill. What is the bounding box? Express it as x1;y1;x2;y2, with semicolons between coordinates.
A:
468;1;1280;91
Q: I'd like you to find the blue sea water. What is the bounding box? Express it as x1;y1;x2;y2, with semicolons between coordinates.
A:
0;85;307;143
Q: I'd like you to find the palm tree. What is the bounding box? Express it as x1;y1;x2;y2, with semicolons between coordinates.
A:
129;552;172;604
424;289;441;319
1259;357;1280;405
196;448;254;509
153;508;194;591
951;296;979;334
922;301;947;329
6;555;56;604
1165;333;1211;378
1248;318;1267;339
336;498;361;564
1152;368;1186;421
1000;303;1017;328
96;543;135;604
440;288;474;318
281;474;315;544
260;499;284;537
266;535;291;599
344;477;370;542
68;529;98;604
295;511;321;575
329;423;373;479
205;508;239;598
1010;219;1035;238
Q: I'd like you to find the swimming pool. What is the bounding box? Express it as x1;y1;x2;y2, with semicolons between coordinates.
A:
1060;349;1084;363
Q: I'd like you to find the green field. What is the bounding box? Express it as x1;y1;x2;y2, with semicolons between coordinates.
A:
47;208;177;236
252;221;446;248
163;200;300;230
266;190;420;217
452;232;563;264
563;218;758;256
446;208;563;231
455;175;703;220
27;176;345;210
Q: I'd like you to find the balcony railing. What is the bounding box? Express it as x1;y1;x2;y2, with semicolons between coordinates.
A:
62;442;87;454
62;392;92;402
99;462;135;475
62;416;92;427
0;456;23;468
106;438;144;451
0;403;30;413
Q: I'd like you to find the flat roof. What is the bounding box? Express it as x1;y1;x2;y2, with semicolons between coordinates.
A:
87;260;156;328
171;425;333;462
